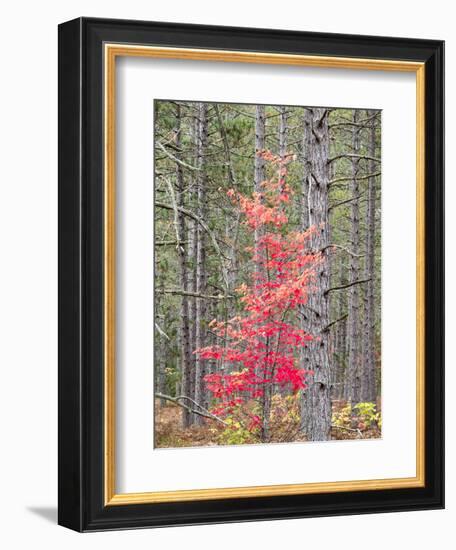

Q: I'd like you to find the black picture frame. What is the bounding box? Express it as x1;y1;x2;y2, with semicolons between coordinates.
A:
58;17;444;532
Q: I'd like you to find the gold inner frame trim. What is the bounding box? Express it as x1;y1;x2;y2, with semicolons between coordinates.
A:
104;43;426;506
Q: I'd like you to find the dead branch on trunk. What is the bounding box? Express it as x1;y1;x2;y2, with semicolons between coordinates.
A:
155;239;190;246
155;393;228;425
321;244;365;258
328;153;380;164
155;201;230;287
331;424;363;438
329;172;381;186
156;140;200;171
322;314;348;333
325;278;371;296
155;322;171;341
156;288;235;300
329;193;366;212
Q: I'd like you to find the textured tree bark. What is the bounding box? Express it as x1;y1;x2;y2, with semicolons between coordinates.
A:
187;217;196;423
255;104;266;192
345;110;362;403
261;350;272;442
157;357;166;406
335;254;348;399
155;276;167;407
301;108;311;231
300;107;332;441
187;113;198;423
278;106;288;159
154;100;382;446
254;105;269;431
275;106;290;398
298;109;312;401
254;104;265;275
175;104;192;428
326;149;336;399
194;102;208;425
361;110;378;402
216;106;238;325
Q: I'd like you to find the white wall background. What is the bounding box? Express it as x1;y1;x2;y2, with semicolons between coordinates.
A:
0;0;451;547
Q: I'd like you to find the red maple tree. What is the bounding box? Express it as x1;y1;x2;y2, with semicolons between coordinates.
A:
195;151;321;439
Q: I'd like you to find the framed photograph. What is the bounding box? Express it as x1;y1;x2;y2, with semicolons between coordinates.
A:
58;17;444;531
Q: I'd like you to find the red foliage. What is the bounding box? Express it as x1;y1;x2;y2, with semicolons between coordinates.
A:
195;151;320;431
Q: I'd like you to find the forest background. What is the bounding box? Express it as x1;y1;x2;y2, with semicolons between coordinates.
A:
154;100;382;448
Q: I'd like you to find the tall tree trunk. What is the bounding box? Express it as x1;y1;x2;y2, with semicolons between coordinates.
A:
254;104;265;280
327;147;336;398
361;110;378;402
194;103;208;425
278;106;288;160
301;108;311;230
335;255;348;399
155;278;167;407
299;108;312;404
175;104;192;428
275;105;289;398
345;110;361;403
187;112;199;422
255;104;266;191
254;105;271;440
300;107;332;441
216;105;238;323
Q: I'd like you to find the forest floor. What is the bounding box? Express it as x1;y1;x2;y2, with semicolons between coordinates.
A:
154;399;381;449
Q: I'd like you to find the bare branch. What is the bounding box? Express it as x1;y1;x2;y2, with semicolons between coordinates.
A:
155;393;228;425
155;322;171;341
331;424;363;438
329;194;365;212
328;154;381;165
325;278;371;296
155;201;230;287
155;239;189;246
322;314;348;333
316;108;329;127
321;244;365;258
162;175;183;252
156;288;235;300
156;140;200;171
299;304;322;319
329;171;381;186
228;106;256;119
329;111;380;129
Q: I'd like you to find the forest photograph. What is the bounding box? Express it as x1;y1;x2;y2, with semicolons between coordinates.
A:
153;100;381;448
